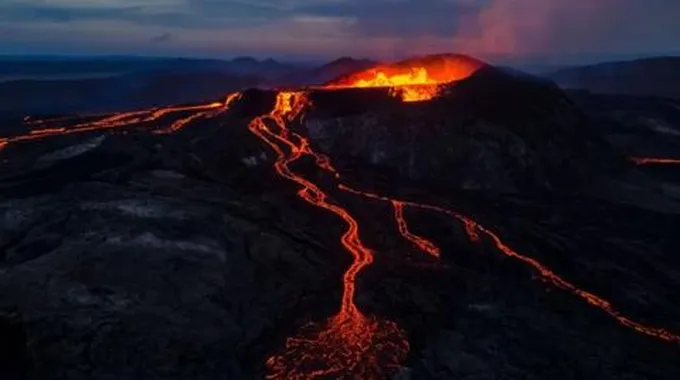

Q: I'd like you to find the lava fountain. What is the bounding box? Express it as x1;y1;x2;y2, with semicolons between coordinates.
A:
325;54;484;102
249;92;408;379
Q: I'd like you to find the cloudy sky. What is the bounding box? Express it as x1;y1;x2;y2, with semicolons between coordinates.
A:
0;0;678;63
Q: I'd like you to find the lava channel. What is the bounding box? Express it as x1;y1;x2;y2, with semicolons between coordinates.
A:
249;92;408;379
1;98;234;149
153;93;242;135
392;200;441;257
339;184;680;344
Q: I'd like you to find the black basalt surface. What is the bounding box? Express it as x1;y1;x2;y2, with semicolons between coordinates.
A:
0;68;679;379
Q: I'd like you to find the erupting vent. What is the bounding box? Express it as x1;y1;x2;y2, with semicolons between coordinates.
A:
326;54;484;102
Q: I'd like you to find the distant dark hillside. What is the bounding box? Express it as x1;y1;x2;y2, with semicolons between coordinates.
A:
0;56;308;115
0;56;298;81
277;57;379;86
549;57;680;99
0;71;262;115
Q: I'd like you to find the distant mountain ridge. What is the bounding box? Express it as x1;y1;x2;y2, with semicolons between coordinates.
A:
0;55;383;114
278;57;379;86
0;56;299;81
549;57;680;99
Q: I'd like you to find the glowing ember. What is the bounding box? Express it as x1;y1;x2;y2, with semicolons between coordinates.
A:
248;92;408;379
463;219;480;243
632;157;680;165
266;314;407;380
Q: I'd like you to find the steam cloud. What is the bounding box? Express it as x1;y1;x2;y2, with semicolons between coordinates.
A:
455;0;679;62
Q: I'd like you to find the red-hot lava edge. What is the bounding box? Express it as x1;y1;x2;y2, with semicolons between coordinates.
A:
632;157;680;165
0;93;243;151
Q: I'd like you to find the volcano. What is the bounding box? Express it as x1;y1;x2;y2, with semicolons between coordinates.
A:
1;54;680;380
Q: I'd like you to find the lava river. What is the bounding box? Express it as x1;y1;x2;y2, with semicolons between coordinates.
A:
249;92;408;379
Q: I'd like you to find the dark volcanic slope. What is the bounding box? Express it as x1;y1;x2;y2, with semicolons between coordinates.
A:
308;67;623;193
1;66;680;379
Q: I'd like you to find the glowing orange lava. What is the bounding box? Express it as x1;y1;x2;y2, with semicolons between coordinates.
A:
632;157;680;165
392;200;440;257
339;184;680;344
326;55;483;102
249;92;408;379
1;98;233;149
153;93;241;135
463;219;481;243
328;67;440;102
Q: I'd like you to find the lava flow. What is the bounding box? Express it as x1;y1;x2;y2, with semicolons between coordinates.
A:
392;200;440;257
339;184;680;344
153;93;242;135
249;92;408;379
632;157;680;165
0;99;229;150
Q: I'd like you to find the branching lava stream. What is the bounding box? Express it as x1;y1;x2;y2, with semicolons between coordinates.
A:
392;200;441;257
249;92;408;379
0;96;238;150
339;185;680;344
249;91;679;378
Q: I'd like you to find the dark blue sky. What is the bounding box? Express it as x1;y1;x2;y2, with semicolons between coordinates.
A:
1;0;678;63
